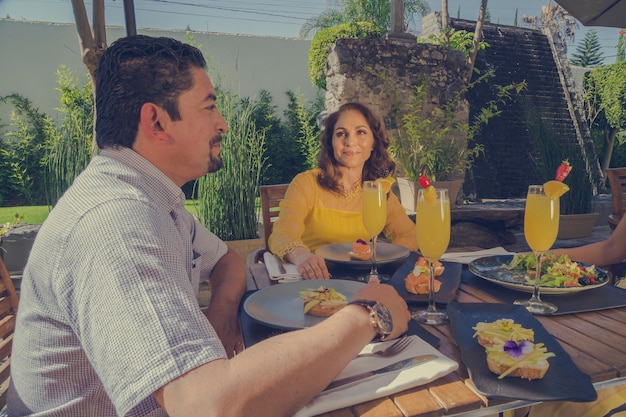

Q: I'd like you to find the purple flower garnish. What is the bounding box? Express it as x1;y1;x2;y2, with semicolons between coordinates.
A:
503;340;533;358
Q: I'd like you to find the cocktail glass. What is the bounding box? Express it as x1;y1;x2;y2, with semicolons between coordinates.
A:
514;185;559;315
359;180;388;282
413;188;450;325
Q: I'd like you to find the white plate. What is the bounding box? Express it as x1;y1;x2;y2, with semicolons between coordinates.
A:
243;279;366;330
468;255;609;295
315;242;410;268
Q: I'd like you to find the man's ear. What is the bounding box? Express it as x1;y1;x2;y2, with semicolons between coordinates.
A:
139;102;170;141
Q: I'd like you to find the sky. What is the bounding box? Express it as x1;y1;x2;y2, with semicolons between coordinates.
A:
0;0;622;64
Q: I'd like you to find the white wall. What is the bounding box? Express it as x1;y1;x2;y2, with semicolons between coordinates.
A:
0;19;317;123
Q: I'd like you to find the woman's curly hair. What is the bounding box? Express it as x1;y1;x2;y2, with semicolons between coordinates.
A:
317;102;396;192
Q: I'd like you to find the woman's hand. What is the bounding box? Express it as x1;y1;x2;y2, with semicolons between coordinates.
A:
287;247;331;280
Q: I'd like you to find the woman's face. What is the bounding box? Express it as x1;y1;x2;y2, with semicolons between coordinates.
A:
331;109;375;170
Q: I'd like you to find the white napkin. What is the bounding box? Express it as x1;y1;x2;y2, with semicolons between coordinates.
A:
263;251;302;282
440;246;513;264
292;335;458;417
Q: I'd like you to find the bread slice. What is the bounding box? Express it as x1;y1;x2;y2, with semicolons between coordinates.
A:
485;342;554;380
486;355;550;380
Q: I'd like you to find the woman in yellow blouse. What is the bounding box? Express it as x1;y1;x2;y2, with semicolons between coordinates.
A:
268;102;419;279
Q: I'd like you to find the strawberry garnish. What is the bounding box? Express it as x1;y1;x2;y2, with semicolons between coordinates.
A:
555;160;572;182
418;173;431;189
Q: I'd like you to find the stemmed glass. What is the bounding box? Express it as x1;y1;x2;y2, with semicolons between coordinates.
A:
360;181;388;282
414;188;450;325
514;185;559;315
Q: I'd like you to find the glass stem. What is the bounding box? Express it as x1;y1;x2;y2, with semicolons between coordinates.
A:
428;261;437;312
370;235;378;276
533;252;543;301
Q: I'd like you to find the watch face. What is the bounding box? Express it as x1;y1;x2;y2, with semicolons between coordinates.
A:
374;304;393;335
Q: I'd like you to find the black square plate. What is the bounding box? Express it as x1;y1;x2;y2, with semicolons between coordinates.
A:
447;302;597;402
389;253;462;305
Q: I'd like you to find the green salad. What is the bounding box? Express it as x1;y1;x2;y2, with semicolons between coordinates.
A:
507;253;601;288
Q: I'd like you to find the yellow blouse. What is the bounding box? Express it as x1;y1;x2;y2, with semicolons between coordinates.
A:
268;169;419;259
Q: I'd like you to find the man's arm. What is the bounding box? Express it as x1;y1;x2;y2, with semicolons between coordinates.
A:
155;279;410;417
203;247;247;358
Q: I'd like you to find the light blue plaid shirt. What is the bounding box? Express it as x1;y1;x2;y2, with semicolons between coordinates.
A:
8;147;228;416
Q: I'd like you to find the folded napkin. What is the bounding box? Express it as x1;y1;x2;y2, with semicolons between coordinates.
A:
293;335;458;417
440;246;513;264
263;251;302;282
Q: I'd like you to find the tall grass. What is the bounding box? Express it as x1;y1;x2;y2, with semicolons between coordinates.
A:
46;66;94;204
195;91;266;241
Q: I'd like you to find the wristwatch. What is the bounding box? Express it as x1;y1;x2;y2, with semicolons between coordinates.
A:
348;299;393;342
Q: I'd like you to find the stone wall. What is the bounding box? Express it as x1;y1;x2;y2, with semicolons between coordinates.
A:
324;36;468;139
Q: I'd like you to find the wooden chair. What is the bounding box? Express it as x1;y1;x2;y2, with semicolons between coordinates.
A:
259;184;289;249
606;167;626;231
0;257;19;410
246;184;289;290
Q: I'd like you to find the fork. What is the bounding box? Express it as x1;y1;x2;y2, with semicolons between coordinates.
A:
356;336;412;359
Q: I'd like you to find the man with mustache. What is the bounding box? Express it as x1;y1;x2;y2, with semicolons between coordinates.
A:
8;35;410;417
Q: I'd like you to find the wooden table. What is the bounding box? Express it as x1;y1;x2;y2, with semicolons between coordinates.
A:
246;249;626;417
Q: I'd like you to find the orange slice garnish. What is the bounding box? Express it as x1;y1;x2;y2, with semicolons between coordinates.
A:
544;180;570;199
424;185;436;203
375;176;395;194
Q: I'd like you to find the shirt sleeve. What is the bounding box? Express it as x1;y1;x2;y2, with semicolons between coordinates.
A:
60;200;225;415
268;172;316;259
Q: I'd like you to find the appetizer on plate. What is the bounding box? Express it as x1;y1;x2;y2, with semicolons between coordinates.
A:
472;318;534;347
404;256;444;294
485;340;555;380
506;253;601;288
349;239;372;261
299;286;347;317
473;318;554;380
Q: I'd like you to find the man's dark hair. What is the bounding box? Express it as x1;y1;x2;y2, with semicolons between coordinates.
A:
95;35;207;149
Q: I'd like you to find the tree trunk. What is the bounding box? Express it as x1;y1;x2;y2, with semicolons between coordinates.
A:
71;0;107;153
441;0;449;43
600;127;618;173
464;0;488;83
390;0;404;33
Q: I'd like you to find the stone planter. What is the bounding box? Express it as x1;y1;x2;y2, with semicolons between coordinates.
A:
397;177;464;212
557;212;600;240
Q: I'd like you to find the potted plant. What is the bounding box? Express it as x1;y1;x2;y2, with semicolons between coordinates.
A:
392;82;474;210
392;74;523;211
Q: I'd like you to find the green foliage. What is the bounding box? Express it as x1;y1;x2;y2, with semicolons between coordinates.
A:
0;94;55;206
584;61;626;171
520;96;593;215
570;30;604;67
299;0;430;38
418;28;489;60
195;91;266;241
288;90;323;170
391;72;525;182
585;61;626;130
308;22;383;89
46;66;94;204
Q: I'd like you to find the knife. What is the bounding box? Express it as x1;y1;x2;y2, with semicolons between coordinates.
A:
321;354;438;394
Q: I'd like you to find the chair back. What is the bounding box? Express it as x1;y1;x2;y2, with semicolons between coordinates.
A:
606;167;626;231
0;257;19;410
259;184;289;249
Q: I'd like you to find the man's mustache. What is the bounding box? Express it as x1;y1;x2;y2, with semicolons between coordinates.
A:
210;135;222;146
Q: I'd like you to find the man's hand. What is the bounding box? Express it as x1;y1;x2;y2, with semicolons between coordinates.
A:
204;303;244;358
351;277;411;339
